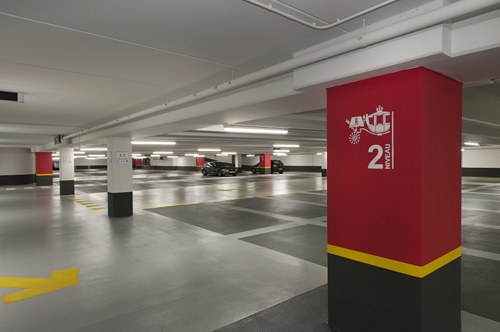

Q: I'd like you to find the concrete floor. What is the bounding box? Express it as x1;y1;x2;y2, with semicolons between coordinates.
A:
0;170;499;331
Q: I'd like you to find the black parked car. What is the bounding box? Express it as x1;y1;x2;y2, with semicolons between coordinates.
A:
201;162;237;176
251;160;284;174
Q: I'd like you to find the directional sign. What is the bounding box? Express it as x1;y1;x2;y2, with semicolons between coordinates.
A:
0;268;79;304
217;187;260;191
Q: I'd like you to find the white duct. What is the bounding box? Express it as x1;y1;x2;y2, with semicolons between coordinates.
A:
65;0;500;140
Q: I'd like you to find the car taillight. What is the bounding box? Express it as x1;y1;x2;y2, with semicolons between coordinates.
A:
273;164;276;167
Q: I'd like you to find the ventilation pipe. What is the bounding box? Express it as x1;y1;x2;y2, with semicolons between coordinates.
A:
65;0;500;140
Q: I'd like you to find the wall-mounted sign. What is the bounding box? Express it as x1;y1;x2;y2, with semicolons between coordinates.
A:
116;151;129;163
107;152;112;164
62;156;72;164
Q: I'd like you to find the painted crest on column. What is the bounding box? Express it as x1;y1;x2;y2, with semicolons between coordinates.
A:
346;105;391;144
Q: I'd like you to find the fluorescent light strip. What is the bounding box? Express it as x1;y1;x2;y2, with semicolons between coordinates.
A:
153;151;173;154
132;141;176;145
167;156;178;159
464;142;479;146
273;153;287;156
317;153;323;155
80;148;107;151
224;128;287;134
74;152;85;155
221;152;237;155
198;148;221;152
52;157;59;160
273;149;289;153
273;144;299;147
88;154;105;157
150;154;160;157
246;154;255;157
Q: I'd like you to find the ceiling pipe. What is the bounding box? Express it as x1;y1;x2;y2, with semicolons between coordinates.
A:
244;0;399;30
64;0;500;140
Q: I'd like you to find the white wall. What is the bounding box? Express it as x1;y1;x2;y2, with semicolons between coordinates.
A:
151;156;196;167
74;158;107;166
462;149;500;168
0;148;35;175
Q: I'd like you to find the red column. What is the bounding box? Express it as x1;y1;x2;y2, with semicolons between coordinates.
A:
259;153;271;174
35;152;53;186
327;67;462;332
196;157;205;169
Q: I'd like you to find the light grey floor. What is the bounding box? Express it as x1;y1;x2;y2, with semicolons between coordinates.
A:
0;171;499;331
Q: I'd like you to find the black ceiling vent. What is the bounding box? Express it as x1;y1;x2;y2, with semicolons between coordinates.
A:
0;91;24;103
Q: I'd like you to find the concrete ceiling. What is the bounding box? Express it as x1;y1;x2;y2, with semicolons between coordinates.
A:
1;0;500;155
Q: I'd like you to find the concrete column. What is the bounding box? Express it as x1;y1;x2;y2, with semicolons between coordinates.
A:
259;153;271;174
327;67;462;332
35;152;53;186
321;152;327;177
59;147;74;195
0;148;35;185
107;137;133;218
234;154;242;173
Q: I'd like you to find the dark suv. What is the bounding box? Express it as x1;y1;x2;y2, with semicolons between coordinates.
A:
201;162;237;176
251;160;284;174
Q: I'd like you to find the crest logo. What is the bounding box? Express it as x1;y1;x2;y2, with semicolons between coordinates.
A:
346;105;391;144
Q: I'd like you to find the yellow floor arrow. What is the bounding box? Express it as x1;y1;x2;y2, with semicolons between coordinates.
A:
0;268;79;304
217;187;260;191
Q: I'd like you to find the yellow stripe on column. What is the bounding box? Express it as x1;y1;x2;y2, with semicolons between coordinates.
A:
36;174;53;176
327;245;461;278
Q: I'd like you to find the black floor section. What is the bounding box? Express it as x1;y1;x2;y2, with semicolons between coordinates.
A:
462;254;500;322
146;203;293;235
286;192;328;204
212;284;331;332
219;197;327;219
240;224;327;266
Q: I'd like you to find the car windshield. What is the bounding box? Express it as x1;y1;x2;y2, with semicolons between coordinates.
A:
215;162;232;167
273;160;283;165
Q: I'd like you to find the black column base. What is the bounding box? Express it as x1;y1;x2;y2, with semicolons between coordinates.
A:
36;175;53;186
0;174;35;185
322;169;327;177
108;192;133;218
328;254;461;332
260;168;271;174
60;180;75;195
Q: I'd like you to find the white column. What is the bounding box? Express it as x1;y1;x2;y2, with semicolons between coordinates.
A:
322;152;327;177
107;137;133;217
59;147;74;195
234;154;242;173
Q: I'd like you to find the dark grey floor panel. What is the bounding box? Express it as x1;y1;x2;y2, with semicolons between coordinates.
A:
462;193;500;201
240;224;327;266
462;224;500;255
212;284;331;332
462;254;500;323
219;197;327;219
146;203;292;235
462;200;500;212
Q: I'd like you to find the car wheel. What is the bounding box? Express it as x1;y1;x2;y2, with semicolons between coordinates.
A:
232;173;237;176
217;170;222;177
279;172;283;174
251;168;256;174
202;170;207;176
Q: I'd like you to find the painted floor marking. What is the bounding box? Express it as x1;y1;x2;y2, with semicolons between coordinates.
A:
0;268;79;304
6;188;15;191
24;187;33;190
260;192;297;197
463;247;500;262
208;197;254;202
259;196;327;207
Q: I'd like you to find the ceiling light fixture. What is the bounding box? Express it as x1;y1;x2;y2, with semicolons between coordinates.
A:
80;148;107;151
273;153;287;156
216;154;229;157
461;149;465;152
464;142;479;146
132;141;176;145
273;149;290;153
317;153;323;155
74;151;85;155
150;154;160;157
246;154;255;157
221;152;237;155
224;127;287;134
273;144;299;148
88;154;105;157
52;157;59;160
153;151;173;154
198;148;221;152
167;156;178;159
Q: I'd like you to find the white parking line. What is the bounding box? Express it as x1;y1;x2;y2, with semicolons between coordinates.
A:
24;187;33;190
6;188;16;191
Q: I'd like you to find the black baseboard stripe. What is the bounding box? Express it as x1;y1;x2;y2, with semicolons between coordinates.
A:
0;174;35;185
108;192;133;218
60;180;75;195
462;168;500;177
36;174;53;186
328;246;462;332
